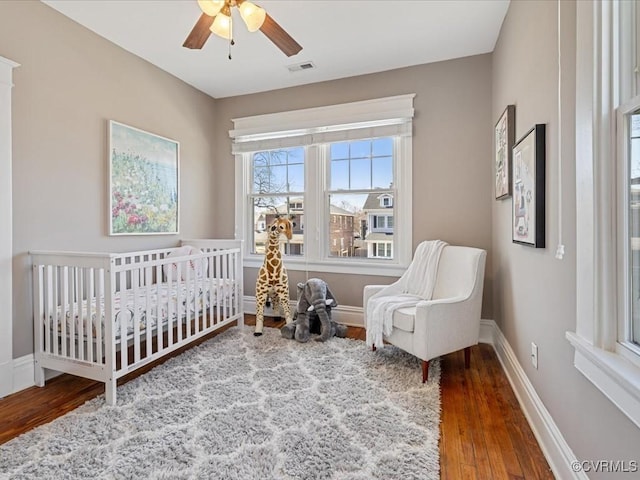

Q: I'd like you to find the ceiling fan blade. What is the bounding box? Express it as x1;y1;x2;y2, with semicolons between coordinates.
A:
183;13;214;49
259;13;302;57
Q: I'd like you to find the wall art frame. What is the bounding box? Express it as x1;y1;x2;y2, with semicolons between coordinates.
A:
495;104;516;199
109;120;180;235
512;123;545;247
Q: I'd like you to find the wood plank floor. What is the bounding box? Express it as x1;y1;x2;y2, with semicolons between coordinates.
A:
0;316;554;479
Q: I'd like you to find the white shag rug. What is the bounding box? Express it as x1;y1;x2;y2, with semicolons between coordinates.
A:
0;326;441;480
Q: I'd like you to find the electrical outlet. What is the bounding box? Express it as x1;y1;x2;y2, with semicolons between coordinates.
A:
531;342;538;369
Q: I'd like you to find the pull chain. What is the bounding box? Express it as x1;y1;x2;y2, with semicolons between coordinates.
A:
228;14;234;60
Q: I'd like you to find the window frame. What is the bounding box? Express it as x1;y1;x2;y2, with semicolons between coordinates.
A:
231;95;415;277
568;0;640;429
617;96;640;360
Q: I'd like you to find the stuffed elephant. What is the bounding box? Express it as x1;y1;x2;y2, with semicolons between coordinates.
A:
281;278;347;342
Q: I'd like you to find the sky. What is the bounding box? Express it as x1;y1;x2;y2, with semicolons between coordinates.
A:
252;138;394;212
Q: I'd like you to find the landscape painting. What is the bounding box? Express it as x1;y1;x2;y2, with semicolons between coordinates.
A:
109;121;179;235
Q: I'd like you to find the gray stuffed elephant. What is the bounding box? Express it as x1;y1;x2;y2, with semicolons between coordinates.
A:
281;278;347;342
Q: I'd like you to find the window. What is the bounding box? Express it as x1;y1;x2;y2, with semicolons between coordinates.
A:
372;214;393;231
232;95;415;276
568;0;640;428
626;108;640;347
329;137;395;259
250;147;304;256
372;242;392;258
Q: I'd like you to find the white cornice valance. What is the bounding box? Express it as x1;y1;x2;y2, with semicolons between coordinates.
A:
229;94;415;154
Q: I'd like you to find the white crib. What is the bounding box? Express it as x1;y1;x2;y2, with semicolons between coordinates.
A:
31;239;243;405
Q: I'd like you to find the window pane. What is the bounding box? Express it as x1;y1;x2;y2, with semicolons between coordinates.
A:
372;156;393;189
328;193;393;260
330;138;395;192
251;148;304;194
251;195;303;256
373;137;393;156
254;166;287;193
350;140;371;158
288;164;304;192
630;112;640;345
350;158;372;189
328;193;365;258
331;142;349;160
331;159;349;190
269;165;288;191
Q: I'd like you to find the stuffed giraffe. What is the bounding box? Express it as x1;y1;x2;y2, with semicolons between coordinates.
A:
254;215;295;336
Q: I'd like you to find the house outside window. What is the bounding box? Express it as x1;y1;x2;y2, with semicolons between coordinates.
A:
231;95;415;276
363;193;394;258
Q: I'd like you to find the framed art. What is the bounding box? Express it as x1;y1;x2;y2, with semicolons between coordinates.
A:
109;121;179;235
512;124;545;247
495;105;515;199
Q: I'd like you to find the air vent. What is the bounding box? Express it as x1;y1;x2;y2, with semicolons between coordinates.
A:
287;61;316;73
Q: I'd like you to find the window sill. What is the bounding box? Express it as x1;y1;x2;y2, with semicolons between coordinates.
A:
243;255;407;277
566;331;640;428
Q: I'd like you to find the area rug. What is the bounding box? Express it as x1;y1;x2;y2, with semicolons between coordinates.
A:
0;326;441;480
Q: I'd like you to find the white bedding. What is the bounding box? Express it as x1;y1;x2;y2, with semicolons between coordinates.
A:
47;280;235;339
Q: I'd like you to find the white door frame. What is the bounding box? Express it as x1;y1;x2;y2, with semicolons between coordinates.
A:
0;56;19;398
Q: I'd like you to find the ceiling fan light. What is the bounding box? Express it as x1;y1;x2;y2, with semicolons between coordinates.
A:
197;0;224;17
238;1;266;32
210;10;232;39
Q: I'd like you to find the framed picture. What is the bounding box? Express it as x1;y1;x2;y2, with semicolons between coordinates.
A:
512;124;545;248
495;105;515;199
109;121;179;235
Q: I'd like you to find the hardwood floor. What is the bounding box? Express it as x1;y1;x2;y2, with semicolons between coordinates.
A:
0;316;554;479
439;343;553;480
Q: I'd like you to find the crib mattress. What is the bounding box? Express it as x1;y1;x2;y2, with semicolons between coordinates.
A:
46;280;235;339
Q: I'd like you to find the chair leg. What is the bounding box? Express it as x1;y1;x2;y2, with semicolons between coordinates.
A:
422;360;429;383
464;346;471;369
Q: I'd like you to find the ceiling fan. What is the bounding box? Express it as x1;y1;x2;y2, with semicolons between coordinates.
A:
183;0;303;57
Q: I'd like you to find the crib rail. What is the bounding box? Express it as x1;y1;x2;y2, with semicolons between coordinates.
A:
31;240;243;404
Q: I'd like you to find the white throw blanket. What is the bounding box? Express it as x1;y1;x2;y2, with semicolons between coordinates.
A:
366;240;448;348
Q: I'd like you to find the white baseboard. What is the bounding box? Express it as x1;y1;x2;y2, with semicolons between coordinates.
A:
12;354;35;393
0;354;35;398
244;296;504;337
479;319;495;344
0;354;62;398
0;359;12;398
243;296;364;327
483;320;586;480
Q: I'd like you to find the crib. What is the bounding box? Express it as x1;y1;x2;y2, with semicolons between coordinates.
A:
31;239;243;405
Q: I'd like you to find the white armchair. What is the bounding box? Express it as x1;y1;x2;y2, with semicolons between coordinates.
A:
363;245;486;382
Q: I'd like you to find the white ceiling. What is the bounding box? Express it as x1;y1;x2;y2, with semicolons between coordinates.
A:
41;0;509;99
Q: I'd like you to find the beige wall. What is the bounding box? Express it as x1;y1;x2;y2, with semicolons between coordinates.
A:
492;0;640;475
214;55;494;313
1;1;219;357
